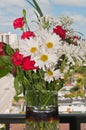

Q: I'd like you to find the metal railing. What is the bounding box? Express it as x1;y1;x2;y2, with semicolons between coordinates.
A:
0;114;86;130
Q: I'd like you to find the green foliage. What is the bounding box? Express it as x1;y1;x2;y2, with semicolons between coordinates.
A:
0;67;10;78
0;56;12;66
70;86;78;92
13;95;20;102
75;66;86;75
0;56;13;77
4;43;14;55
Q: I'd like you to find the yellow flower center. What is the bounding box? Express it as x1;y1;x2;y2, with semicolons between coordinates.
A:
30;47;37;53
47;70;53;76
46;42;53;48
40;54;48;62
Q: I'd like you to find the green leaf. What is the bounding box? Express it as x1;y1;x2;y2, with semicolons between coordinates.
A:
0;55;14;78
0;56;12;66
0;67;10;77
14;76;22;95
33;10;39;20
26;0;43;17
32;0;43;17
4;44;14;55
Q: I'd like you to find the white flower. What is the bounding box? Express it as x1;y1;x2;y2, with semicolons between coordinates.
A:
36;29;62;54
19;37;39;57
79;40;86;54
45;34;61;51
61;42;85;65
59;15;74;27
44;69;63;83
32;50;57;70
9;40;19;49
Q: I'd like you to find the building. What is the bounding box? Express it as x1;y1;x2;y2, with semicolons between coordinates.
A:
0;32;17;44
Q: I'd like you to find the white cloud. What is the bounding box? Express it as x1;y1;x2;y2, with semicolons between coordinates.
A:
71;15;86;25
0;0;27;27
62;11;86;25
0;0;26;8
37;0;50;6
71;14;86;37
53;0;86;7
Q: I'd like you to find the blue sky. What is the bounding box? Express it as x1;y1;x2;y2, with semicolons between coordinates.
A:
0;0;86;38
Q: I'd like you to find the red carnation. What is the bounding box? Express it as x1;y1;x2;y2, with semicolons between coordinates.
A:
11;51;24;66
13;17;25;29
53;25;66;40
22;56;38;70
21;31;35;39
73;35;81;45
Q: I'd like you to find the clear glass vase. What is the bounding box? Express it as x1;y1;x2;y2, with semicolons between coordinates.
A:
25;90;59;130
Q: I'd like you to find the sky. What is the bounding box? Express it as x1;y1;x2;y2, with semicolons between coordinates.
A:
0;0;86;38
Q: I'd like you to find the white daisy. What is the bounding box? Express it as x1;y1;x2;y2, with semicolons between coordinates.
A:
61;42;85;65
44;69;63;83
44;33;61;52
32;51;57;70
19;37;39;57
36;29;61;52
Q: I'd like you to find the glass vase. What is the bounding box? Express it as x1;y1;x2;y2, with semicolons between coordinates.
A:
25;90;59;130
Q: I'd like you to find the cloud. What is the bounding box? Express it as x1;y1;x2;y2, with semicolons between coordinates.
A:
0;0;26;8
62;11;86;25
72;15;86;25
53;0;86;7
0;0;27;27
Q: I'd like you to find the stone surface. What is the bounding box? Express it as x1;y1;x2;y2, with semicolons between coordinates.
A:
0;74;15;113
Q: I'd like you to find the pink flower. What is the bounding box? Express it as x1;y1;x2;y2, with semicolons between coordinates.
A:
21;31;35;39
53;25;66;40
13;17;25;29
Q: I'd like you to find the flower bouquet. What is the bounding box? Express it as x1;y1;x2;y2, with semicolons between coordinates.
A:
0;0;86;129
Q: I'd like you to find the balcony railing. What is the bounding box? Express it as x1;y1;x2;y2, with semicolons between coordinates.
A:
0;114;86;130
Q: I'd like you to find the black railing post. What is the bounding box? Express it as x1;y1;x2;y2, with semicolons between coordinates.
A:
69;116;80;130
5;123;10;130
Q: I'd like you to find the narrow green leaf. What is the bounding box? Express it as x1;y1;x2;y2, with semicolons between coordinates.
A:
33;10;39;21
32;0;43;17
26;0;43;17
14;76;21;95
